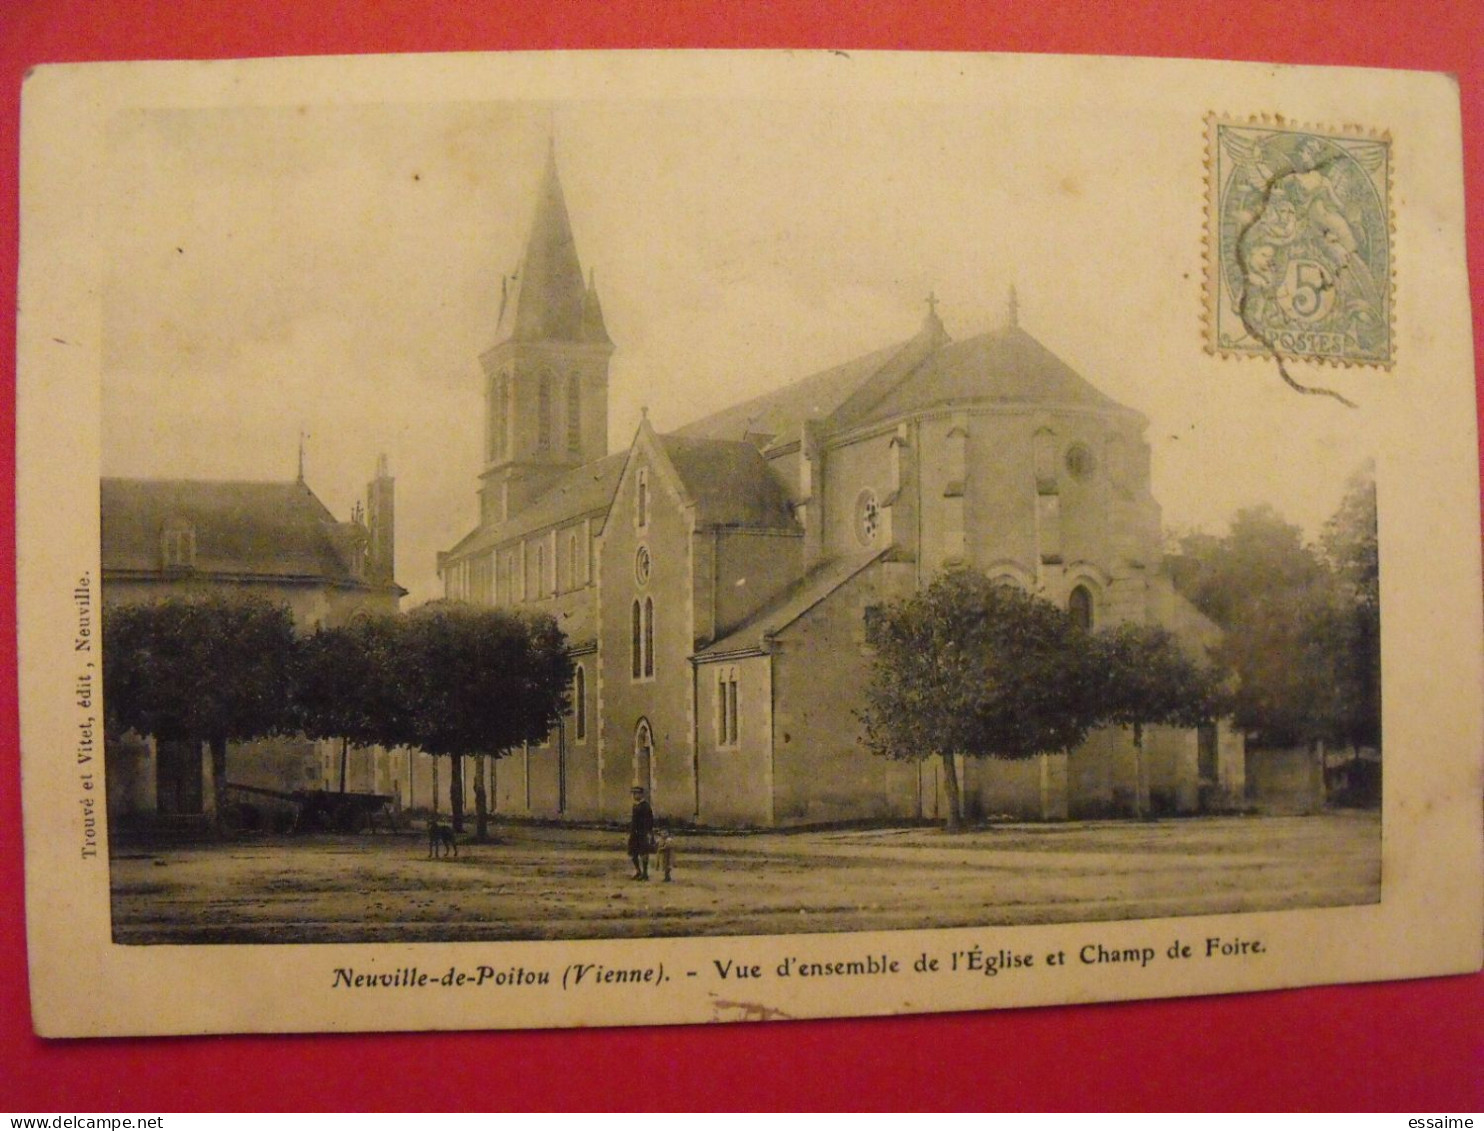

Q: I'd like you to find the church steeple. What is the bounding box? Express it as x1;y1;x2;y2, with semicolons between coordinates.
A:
478;143;615;526
498;143;609;345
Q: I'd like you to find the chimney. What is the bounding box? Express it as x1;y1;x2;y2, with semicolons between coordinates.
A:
366;454;395;586
799;420;826;569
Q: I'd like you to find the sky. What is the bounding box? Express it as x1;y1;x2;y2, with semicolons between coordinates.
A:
99;94;1380;604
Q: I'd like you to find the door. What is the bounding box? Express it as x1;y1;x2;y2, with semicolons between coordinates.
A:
633;718;654;795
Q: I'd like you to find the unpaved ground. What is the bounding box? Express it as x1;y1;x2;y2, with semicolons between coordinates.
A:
109;811;1380;944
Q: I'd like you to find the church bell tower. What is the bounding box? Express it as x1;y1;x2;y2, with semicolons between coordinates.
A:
479;142;613;524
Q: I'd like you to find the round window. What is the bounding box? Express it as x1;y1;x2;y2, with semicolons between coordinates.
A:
634;544;652;586
1065;443;1096;481
855;490;881;546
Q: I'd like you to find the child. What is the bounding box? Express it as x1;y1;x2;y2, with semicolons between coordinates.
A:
653;828;675;882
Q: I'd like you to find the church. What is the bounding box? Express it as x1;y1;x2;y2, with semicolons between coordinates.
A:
438;149;1244;827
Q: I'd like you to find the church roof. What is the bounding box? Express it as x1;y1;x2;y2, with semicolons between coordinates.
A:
839;326;1134;429
495;146;610;345
657;435;799;531
678;320;1139;448
674;339;908;445
445;451;629;560
695;547;890;659
101;477;373;586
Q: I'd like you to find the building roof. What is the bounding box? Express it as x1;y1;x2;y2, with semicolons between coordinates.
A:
678;317;1140;448
495;145;610;346
444;451;629;560
840;326;1134;429
658;434;799;530
695;547;889;659
100;477;380;587
674;339;909;445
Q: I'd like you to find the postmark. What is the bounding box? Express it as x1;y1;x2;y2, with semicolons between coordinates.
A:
1206;115;1392;370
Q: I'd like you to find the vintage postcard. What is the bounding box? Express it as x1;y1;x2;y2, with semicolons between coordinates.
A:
16;51;1481;1037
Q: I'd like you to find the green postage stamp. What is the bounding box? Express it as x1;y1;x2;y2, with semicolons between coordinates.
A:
1206;115;1392;367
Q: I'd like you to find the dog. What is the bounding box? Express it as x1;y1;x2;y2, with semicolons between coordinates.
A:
427;820;457;858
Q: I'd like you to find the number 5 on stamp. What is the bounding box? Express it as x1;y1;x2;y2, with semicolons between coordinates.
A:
1205;115;1393;368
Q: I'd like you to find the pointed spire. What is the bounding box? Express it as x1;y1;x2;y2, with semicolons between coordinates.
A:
297;430;306;483
1007;284;1019;330
498;143;591;343
581;265;611;344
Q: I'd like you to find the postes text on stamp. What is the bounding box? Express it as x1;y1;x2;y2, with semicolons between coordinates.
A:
1206;115;1392;368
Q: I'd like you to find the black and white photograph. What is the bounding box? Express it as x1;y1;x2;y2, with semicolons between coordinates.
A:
16;50;1481;1036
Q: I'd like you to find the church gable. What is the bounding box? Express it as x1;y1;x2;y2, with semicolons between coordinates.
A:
658;435;800;532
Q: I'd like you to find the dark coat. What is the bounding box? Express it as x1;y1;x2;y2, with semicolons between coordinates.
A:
627;798;654;855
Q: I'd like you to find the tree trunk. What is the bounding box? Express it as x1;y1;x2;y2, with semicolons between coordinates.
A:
1132;724;1146;820
474;753;489;841
208;735;228;836
1310;738;1328;812
450;753;465;833
338;736;348;793
940;752;963;832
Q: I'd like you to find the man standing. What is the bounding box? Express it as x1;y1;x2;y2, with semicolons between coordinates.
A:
628;786;654;880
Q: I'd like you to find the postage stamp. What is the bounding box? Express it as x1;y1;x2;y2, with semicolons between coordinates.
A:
1206;115;1392;368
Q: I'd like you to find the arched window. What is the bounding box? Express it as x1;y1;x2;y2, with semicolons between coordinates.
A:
488;374;505;461
573;666;587;742
536;544;546;598
1033;426;1059;488
717;667;739;746
505;377;516;456
568;531;580;590
1069;584;1094;631
566;373;581;452
631;600;642;679
643;597;655;678
636;467;649;529
161;517;196;571
537;373;552;449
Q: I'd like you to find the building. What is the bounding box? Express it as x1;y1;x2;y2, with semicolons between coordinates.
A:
438;150;1243;826
101;458;416;824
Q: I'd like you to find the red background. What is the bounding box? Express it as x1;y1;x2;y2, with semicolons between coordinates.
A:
2;1;1480;1113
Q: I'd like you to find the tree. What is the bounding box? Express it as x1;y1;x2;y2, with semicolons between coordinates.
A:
402;602;574;838
1169;506;1337;747
866;572;1098;831
1088;623;1227;817
102;595;298;827
1319;461;1381;753
293;615;419;794
861;569;1222;829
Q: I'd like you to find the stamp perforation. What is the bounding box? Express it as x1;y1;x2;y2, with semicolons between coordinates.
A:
1204;112;1396;378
